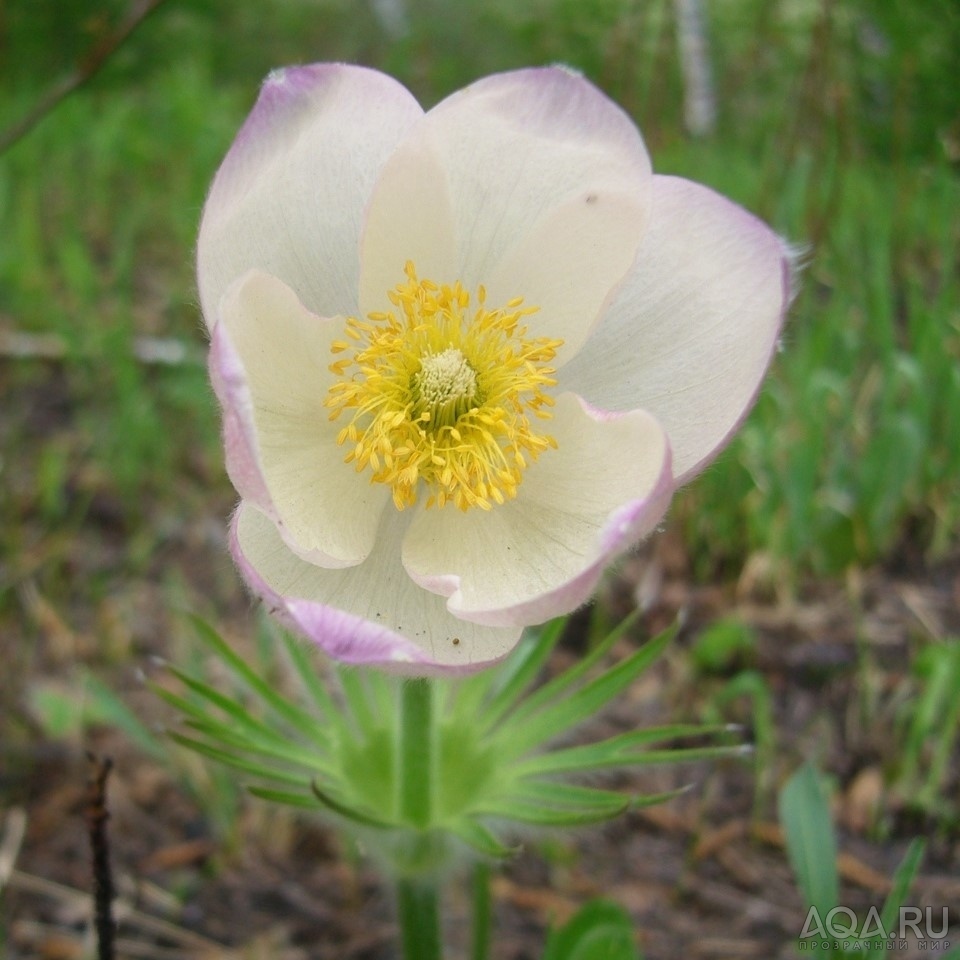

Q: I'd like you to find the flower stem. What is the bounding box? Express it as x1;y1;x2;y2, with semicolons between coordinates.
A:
399;678;433;826
397;876;442;960
470;862;492;960
396;678;442;960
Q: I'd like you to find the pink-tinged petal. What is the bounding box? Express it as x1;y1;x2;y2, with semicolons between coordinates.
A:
358;67;652;362
561;175;792;482
232;503;522;674
212;271;389;568
402;393;673;628
198;64;423;330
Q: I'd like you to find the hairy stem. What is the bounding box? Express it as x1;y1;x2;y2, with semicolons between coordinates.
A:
396;678;441;959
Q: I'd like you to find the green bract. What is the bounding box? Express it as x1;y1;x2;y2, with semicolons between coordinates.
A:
156;614;743;879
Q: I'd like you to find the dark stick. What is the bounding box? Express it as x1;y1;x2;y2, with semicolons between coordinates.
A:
0;0;170;156
85;753;116;960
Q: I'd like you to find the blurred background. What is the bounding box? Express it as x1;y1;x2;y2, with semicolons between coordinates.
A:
1;0;958;957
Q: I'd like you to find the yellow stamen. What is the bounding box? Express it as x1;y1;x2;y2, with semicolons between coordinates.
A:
325;261;562;511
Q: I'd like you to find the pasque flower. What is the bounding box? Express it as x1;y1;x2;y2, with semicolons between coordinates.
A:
198;65;790;673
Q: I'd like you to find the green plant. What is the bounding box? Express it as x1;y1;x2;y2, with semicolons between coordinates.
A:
156;612;742;956
543;899;641;960
690;619;776;814
892;639;960;824
778;763;944;960
159;613;740;850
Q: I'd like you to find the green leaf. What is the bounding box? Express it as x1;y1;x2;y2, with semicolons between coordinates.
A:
690;618;757;674
543;900;640;960
366;668;399;729
626;786;695;811
336;666;383;739
449;819;520;860
30;674;166;761
864;839;925;960
476;802;628;828
248;786;321;809
509;726;743;777
500;610;646;734
449;622;548;726
513;780;630;809
80;673;168;760
169;733;308;786
29;684;82;739
478;618;567;732
163;668;327;763
311;780;396;830
478;781;630;826
280;630;345;731
496;625;676;759
187;615;331;746
180;717;334;771
779;764;839;922
154;682;334;773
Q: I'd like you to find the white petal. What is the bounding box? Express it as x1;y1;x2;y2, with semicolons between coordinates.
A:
358;133;459;316
212;271;389;567
562;175;791;482
233;502;522;673
402;393;673;627
359;67;652;361
198;65;423;329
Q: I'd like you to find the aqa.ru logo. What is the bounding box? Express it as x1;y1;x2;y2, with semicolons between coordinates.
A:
799;906;951;951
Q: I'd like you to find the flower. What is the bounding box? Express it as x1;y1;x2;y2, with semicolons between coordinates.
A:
198;65;791;674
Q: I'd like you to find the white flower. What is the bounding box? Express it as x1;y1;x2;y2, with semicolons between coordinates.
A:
198;65;791;673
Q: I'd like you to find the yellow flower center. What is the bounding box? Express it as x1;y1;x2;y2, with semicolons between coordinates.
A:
325;261;562;512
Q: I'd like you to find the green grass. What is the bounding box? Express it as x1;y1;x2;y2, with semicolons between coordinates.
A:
0;60;238;506
0;0;956;572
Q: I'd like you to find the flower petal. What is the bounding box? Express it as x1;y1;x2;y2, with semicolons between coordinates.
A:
402;393;673;628
359;67;652;361
561;175;792;482
232;502;522;674
198;64;423;329
211;271;389;568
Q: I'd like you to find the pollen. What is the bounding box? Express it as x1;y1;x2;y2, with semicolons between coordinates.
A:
325;261;562;511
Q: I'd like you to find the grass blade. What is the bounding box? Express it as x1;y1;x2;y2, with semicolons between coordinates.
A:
779;764;839;928
865;839;925;960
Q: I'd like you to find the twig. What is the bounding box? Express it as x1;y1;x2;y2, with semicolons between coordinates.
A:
86;754;117;960
0;0;170;156
0;328;200;366
0;808;28;890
